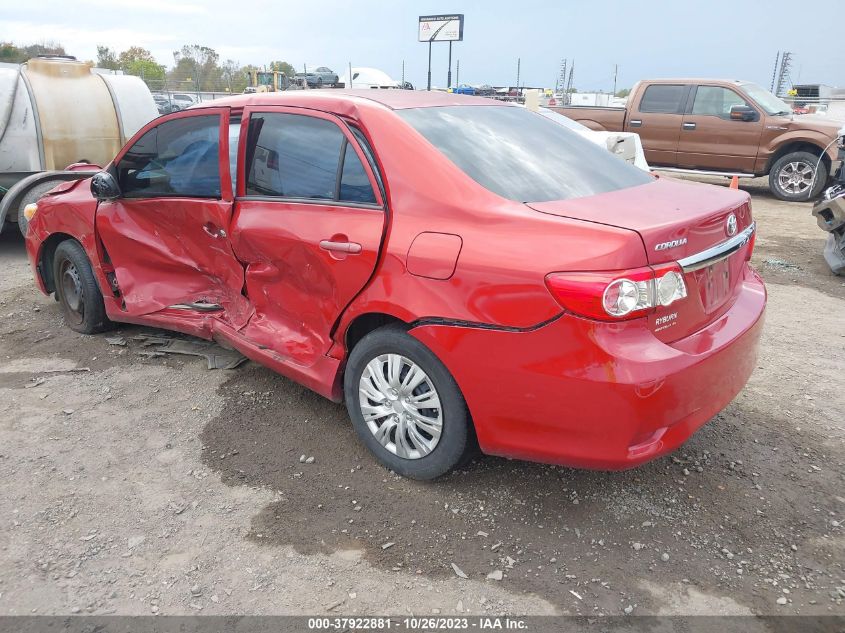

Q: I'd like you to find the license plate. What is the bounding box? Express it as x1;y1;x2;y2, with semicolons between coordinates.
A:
698;258;732;312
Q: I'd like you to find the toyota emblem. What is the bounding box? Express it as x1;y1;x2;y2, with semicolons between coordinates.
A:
726;213;738;237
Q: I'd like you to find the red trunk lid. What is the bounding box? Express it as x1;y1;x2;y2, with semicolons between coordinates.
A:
528;177;754;343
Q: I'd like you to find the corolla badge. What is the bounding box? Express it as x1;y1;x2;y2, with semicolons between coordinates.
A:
726;213;738;237
654;238;687;251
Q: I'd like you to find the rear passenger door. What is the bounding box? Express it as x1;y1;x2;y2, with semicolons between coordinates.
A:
628;83;690;166
230;107;386;366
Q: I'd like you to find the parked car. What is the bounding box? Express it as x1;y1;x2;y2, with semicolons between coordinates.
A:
450;84;474;95
554;78;843;201
23;91;765;480
170;93;197;109
153;94;180;114
298;67;338;87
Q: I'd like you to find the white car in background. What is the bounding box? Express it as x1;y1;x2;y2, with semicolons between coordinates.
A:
537;107;650;171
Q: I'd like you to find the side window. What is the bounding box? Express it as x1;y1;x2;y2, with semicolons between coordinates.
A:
692;86;748;118
117;115;221;198
244;112;378;205
639;84;686;114
246;113;343;199
339;143;376;204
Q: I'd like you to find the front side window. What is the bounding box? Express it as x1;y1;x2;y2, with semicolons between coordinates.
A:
639;84;686;113
398;105;651;203
117;115;221;198
692;86;748;118
245;112;377;204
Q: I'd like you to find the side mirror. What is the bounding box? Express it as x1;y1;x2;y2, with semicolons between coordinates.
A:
730;105;758;122
90;171;121;201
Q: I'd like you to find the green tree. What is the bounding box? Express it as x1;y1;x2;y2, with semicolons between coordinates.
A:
96;45;119;70
269;61;296;78
171;44;219;91
116;47;165;83
615;87;631;98
1;41;67;63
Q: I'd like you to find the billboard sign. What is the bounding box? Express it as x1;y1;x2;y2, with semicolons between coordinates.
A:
418;14;464;42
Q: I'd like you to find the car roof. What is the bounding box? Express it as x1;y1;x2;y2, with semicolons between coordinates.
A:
192;89;508;112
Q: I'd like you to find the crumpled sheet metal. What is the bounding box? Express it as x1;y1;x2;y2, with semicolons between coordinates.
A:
131;334;247;370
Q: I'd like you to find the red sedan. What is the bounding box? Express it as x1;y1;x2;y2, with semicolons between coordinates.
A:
24;90;766;480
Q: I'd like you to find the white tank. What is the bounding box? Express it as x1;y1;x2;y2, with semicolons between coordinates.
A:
0;57;158;175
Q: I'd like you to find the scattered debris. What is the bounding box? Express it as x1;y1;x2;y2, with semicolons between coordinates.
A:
486;570;503;581
450;563;468;579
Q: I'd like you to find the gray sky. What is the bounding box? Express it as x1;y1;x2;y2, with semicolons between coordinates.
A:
3;0;843;90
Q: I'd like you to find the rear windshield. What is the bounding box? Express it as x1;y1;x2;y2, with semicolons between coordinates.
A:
398;105;651;203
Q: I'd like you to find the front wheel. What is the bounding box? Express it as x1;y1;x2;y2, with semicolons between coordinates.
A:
769;151;828;202
344;325;470;480
52;240;112;334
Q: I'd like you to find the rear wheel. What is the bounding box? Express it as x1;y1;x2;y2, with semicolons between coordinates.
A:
769;151;828;202
52;240;112;334
344;325;470;480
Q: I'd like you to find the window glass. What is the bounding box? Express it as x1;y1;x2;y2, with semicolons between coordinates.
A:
639;84;686;113
738;82;791;115
246;113;343;199
398;105;651;203
117;115;221;198
339;143;376;204
692;86;748;117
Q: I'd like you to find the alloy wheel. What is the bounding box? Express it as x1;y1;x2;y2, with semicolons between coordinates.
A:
778;161;815;195
358;354;443;459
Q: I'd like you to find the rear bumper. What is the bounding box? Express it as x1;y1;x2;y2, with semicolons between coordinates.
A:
410;266;766;470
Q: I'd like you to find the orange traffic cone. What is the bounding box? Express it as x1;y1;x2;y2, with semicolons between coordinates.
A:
729;175;739;189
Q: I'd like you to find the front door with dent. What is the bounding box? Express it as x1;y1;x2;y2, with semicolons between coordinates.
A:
230;107;386;366
95;108;250;324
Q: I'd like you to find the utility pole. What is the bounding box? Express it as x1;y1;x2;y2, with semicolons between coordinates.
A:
612;64;618;96
565;61;574;104
401;60;405;86
456;59;460;86
516;57;520;94
427;41;432;90
447;41;453;88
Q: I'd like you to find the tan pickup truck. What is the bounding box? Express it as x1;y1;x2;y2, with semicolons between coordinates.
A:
553;78;843;201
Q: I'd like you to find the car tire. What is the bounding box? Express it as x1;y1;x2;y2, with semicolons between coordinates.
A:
769;151;828;202
17;181;59;237
317;77;323;88
52;240;112;334
344;324;470;480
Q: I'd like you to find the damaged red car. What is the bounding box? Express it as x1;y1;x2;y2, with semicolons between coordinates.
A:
24;91;766;480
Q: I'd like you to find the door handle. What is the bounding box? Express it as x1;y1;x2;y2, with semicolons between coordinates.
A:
319;240;362;254
203;223;227;239
629;119;642;127
682;122;696;130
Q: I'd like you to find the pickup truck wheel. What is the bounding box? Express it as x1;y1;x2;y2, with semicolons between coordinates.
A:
17;181;59;237
344;325;470;480
52;240;112;334
769;151;828;202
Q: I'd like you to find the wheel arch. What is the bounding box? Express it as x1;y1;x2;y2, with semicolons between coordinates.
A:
38;232;79;294
766;139;831;175
343;312;409;353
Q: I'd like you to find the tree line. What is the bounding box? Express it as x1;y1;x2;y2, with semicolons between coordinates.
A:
1;41;298;94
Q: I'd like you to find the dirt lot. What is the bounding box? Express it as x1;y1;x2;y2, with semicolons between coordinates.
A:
0;177;843;617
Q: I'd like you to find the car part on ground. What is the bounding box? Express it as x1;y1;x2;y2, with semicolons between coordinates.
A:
24;90;765;479
0;56;158;234
811;127;845;274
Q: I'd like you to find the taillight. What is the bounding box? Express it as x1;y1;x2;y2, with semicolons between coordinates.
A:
545;263;688;321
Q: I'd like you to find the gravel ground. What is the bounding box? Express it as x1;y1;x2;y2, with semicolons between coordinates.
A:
0;177;842;617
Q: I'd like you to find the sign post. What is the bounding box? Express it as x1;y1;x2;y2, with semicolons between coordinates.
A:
418;14;464;91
